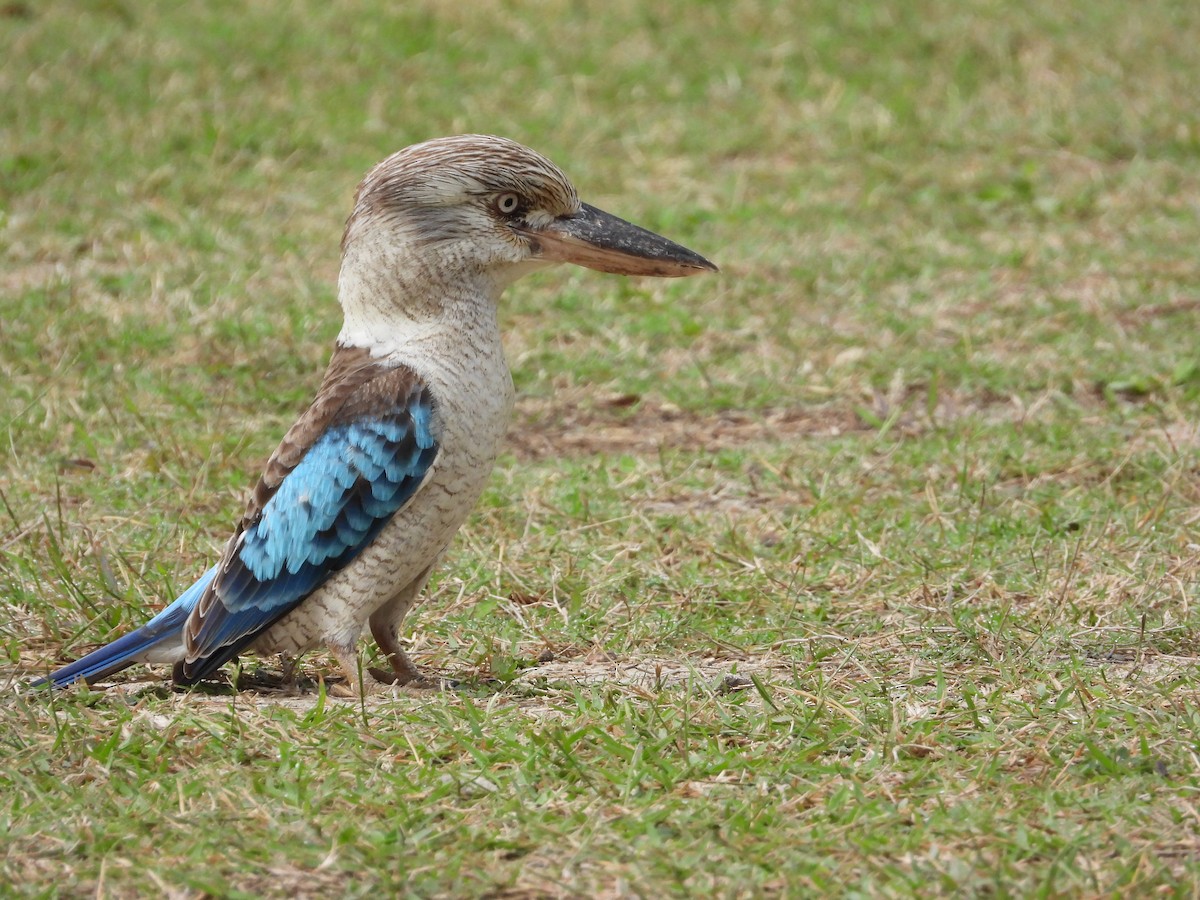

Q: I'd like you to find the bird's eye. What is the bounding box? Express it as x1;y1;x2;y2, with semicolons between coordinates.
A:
493;193;522;217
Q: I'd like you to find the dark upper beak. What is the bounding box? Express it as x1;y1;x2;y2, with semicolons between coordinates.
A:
524;203;718;277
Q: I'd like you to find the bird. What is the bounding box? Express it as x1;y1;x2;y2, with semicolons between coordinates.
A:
34;134;717;695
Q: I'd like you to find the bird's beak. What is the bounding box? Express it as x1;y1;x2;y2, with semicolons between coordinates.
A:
525;203;718;277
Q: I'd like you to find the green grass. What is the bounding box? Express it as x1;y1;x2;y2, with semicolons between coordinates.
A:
5;0;1200;895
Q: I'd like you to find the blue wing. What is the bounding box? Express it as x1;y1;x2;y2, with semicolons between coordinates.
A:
176;396;438;683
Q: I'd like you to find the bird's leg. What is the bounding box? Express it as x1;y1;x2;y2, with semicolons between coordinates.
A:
368;601;425;686
368;619;423;686
278;654;300;693
368;565;435;687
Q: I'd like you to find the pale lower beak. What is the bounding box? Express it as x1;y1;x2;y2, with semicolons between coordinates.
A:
524;203;718;277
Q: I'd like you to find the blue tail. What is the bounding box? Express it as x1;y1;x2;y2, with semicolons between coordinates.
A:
33;564;219;689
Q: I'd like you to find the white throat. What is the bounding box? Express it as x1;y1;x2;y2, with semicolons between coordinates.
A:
335;231;558;360
336;240;493;356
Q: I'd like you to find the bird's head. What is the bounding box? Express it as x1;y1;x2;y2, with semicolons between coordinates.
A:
341;134;717;295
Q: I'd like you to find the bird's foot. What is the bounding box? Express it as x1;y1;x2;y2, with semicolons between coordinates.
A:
326;677;369;699
367;665;400;685
328;641;452;697
325;669;446;698
367;665;452;690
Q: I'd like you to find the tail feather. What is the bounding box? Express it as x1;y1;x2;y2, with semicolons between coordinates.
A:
33;564;218;689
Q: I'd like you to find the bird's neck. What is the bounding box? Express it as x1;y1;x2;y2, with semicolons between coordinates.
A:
334;241;504;359
333;242;518;456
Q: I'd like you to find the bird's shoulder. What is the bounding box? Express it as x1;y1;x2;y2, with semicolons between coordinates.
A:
243;345;437;529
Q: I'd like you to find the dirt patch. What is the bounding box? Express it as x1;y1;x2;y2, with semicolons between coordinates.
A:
6;651;780;715
508;385;1198;462
13;644;1198;725
512;650;773;693
507;395;865;460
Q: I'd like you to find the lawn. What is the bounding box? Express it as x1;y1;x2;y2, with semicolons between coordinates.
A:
4;0;1200;895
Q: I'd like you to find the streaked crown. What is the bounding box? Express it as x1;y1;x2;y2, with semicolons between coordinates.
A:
343;134;582;250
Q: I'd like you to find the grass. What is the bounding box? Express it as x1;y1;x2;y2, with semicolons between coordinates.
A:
4;0;1200;895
